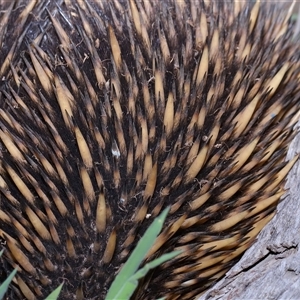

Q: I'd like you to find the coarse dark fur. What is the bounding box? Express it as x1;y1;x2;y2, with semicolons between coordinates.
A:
0;0;300;299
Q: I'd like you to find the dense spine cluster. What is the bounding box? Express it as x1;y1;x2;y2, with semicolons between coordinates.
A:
0;0;300;299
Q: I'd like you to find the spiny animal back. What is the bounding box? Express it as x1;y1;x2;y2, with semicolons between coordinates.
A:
0;1;300;299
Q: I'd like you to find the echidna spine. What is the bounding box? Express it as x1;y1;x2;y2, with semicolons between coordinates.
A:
0;1;299;300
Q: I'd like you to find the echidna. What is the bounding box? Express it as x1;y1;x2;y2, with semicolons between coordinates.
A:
0;0;300;299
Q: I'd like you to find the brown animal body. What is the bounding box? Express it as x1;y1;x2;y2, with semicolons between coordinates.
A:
0;1;300;299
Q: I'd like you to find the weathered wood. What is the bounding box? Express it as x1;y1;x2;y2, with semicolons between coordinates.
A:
198;129;300;300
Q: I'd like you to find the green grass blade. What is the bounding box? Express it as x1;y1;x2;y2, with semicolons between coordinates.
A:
110;280;136;299
130;250;181;281
44;283;63;300
105;207;170;299
0;269;17;299
114;250;182;299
